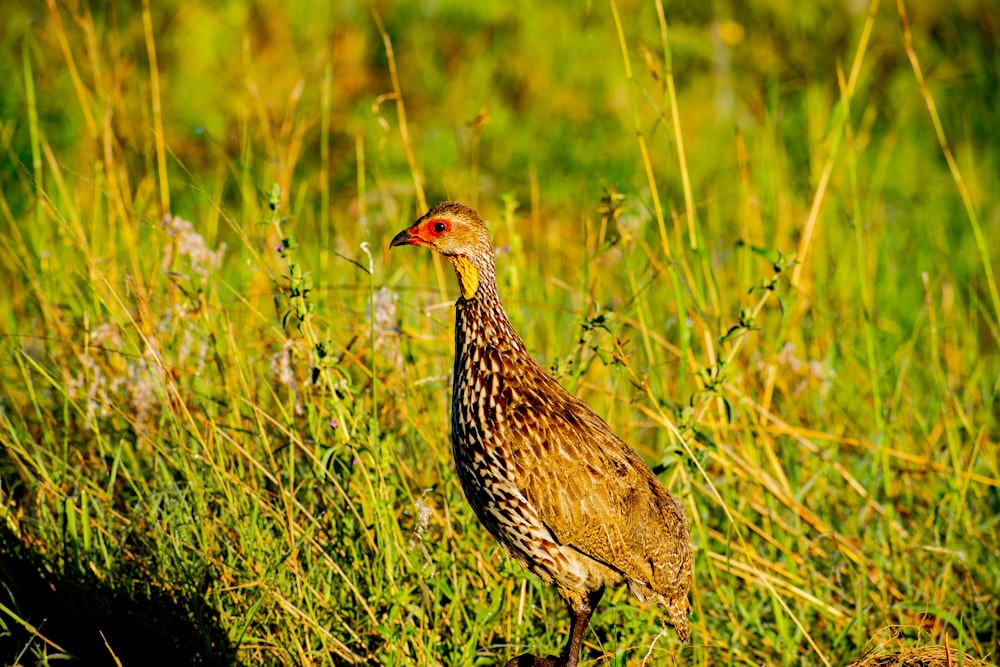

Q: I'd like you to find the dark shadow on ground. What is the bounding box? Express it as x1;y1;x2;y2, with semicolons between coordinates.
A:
0;523;238;666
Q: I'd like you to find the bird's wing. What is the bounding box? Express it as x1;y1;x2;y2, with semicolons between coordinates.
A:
504;375;689;592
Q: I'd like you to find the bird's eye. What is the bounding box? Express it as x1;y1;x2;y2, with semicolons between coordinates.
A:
433;221;447;233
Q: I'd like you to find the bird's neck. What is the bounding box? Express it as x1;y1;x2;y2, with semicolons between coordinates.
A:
453;280;529;363
449;251;531;364
455;282;512;337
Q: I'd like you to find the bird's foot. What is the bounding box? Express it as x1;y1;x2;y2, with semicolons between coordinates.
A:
504;653;562;667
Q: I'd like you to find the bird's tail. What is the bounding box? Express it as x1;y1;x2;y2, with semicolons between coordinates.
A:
667;596;691;643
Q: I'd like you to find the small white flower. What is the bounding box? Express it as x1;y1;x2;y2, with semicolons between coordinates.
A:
161;214;226;280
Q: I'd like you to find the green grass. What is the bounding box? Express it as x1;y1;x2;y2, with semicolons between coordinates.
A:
1;0;998;665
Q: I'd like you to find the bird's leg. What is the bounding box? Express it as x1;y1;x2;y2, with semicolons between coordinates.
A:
556;586;604;667
503;586;605;667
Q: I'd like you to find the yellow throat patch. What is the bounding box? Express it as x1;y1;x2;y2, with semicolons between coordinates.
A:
451;255;480;299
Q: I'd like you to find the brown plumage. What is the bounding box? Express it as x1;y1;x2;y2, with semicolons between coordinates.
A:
391;202;693;667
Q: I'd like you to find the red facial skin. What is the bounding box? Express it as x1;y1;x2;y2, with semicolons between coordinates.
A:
390;218;452;248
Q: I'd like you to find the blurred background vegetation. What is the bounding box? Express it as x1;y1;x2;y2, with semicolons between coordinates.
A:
0;0;997;665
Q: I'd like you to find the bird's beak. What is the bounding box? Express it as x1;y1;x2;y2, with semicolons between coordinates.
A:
390;226;425;249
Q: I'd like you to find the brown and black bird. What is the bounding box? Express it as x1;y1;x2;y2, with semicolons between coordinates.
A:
391;202;693;667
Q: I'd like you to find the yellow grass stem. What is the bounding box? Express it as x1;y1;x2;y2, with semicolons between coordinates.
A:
371;10;425;214
356;132;367;227
653;0;698;252
896;0;1000;338
371;9;448;302
320;59;333;275
45;0;97;141
141;0;170;215
836;56;895;554
22;44;43;235
791;0;879;290
0;600;71;656
609;0;672;266
609;0;699;399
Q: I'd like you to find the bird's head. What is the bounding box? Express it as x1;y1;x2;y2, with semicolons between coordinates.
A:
390;202;494;300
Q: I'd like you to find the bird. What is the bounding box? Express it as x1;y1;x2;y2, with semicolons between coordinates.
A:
390;202;693;667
